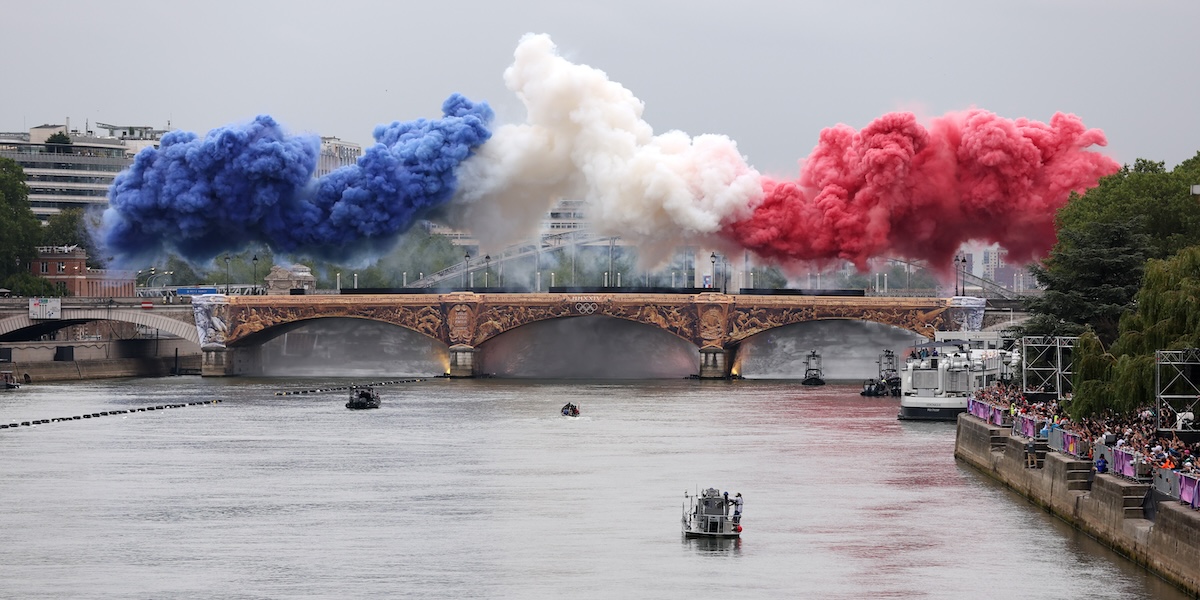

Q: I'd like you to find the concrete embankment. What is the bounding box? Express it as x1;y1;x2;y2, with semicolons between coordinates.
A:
955;414;1200;595
2;339;202;382
5;355;202;383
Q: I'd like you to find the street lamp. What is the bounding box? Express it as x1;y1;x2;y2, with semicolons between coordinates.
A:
224;255;230;295
484;254;490;288
608;237;615;284
463;252;471;288
954;254;967;296
252;255;258;295
710;252;717;289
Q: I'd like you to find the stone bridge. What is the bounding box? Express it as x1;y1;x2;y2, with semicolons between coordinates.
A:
0;298;199;343
194;292;985;378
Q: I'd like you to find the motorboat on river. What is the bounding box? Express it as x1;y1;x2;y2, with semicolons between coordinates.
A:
898;332;1018;421
346;386;381;410
801;350;825;386
1;371;18;390
561;402;580;417
682;487;743;538
861;350;901;397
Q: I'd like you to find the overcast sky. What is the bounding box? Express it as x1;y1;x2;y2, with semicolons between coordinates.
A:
5;1;1198;176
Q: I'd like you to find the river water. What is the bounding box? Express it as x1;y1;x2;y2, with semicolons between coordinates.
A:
0;377;1187;599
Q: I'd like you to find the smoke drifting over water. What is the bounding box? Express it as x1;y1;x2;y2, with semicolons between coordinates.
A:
734;320;926;380
260;318;448;377
95;34;1118;272
478;316;699;378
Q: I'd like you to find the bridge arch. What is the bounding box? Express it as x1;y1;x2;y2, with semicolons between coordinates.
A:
470;303;698;347
475;314;701;378
228;315;445;348
0;308;199;344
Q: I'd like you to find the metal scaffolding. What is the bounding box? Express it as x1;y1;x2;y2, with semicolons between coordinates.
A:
1021;336;1077;399
1156;349;1200;431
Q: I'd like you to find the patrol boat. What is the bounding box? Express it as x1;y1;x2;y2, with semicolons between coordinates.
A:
346;386;381;410
801;350;825;386
682;488;742;538
861;350;901;397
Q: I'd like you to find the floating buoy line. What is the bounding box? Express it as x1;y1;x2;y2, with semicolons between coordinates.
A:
1;400;223;431
273;379;425;396
1;379;428;431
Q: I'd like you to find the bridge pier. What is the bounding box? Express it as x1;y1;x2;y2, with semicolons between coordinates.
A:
698;346;731;379
202;348;232;377
447;344;478;378
201;346;262;377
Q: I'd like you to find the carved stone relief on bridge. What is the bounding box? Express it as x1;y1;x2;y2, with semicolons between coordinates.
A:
222;303;446;345
727;304;953;342
697;305;728;347
471;302;575;346
467;300;700;346
602;302;699;345
447;304;475;345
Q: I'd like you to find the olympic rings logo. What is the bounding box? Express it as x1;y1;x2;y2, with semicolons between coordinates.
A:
575;302;598;315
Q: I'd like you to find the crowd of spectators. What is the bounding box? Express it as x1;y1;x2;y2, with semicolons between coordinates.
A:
971;383;1200;476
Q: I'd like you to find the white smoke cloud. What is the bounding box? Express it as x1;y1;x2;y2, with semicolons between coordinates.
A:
450;33;763;266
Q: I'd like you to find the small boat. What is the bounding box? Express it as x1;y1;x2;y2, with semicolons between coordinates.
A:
561;402;580;417
801;350;825;386
682;488;742;538
861;350;901;397
1;371;18;390
345;386;380;410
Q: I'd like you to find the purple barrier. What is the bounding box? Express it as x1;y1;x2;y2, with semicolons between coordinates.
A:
1182;474;1200;508
1114;448;1136;478
990;407;1005;426
967;399;989;420
1014;415;1041;438
1061;431;1090;458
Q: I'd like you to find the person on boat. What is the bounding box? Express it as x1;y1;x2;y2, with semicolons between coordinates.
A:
731;493;743;523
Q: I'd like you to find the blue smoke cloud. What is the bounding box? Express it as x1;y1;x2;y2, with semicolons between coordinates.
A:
96;94;493;265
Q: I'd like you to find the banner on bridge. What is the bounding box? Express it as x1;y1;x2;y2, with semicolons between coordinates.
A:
29;297;61;320
176;287;219;296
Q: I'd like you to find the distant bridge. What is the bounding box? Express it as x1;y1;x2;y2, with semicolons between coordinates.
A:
193;291;986;378
0;298;198;344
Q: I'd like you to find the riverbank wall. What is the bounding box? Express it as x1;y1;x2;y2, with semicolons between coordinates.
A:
955;414;1200;596
2;339;201;382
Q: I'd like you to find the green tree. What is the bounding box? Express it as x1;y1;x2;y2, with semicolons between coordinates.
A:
1024;218;1150;346
1;272;63;297
0;157;41;284
45;131;72;154
1068;245;1200;418
41;207;88;247
1022;154;1200;345
1057;156;1200;261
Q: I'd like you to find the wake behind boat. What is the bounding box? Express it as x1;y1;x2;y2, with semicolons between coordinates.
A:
346;386;381;410
682;488;743;538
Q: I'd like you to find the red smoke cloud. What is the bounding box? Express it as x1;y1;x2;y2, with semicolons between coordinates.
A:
724;110;1119;273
